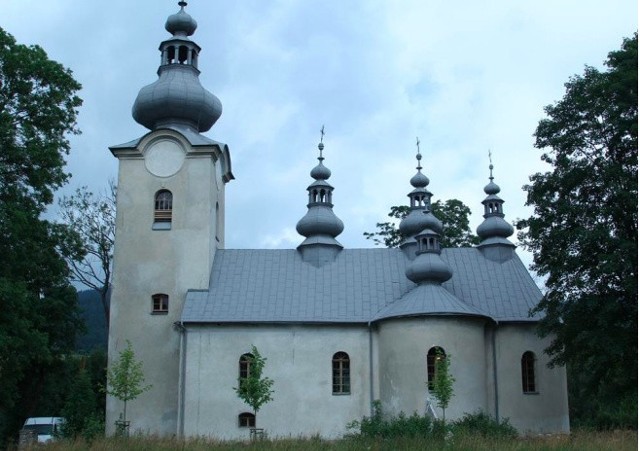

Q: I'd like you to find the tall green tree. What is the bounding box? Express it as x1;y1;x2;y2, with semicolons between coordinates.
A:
518;34;637;426
364;199;480;248
0;27;83;444
234;345;275;428
431;350;455;422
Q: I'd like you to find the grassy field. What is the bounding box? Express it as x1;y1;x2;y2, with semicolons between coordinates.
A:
18;430;637;451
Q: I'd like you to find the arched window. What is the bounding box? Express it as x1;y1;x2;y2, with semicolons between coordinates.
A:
238;412;255;428
239;353;254;380
521;351;537;393
332;352;350;394
427;346;446;390
151;293;169;313
154;190;173;227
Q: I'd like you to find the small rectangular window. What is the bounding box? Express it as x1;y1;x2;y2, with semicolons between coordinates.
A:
238;412;255;428
152;294;169;314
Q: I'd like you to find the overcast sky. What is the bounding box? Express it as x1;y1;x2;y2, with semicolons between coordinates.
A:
3;1;637;269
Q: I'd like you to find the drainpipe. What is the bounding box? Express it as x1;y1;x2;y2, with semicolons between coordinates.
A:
174;321;187;437
492;320;500;422
368;322;374;416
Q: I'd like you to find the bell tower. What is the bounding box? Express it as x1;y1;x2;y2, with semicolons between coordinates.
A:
106;1;233;435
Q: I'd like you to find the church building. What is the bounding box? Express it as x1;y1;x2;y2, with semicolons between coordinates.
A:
106;2;569;439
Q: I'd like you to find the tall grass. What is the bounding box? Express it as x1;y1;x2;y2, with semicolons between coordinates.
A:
15;430;638;451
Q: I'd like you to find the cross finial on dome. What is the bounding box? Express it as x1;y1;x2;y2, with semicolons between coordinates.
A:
318;125;325;158
416;137;423;171
488;149;494;181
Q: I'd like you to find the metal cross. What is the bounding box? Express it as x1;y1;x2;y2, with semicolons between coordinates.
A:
488;149;494;179
320;125;325;143
416;137;421;155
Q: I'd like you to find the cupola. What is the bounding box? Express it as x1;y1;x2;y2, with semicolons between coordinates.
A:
132;1;222;133
398;139;442;259
476;153;516;262
405;225;453;284
296;128;344;267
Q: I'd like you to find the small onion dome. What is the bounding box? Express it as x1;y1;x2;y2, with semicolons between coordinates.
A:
310;143;331;180
484;179;500;195
410;171;429;188
296;206;344;237
410;151;429;188
165;2;197;36
405;252;452;284
310;161;331;180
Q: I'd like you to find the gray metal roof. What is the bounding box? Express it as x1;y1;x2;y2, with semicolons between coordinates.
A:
110;124;222;149
181;247;542;324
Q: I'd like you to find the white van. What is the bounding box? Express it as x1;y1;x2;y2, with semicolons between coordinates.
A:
21;417;64;443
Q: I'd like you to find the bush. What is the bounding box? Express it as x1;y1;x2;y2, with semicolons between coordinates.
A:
450;410;517;439
346;400;437;439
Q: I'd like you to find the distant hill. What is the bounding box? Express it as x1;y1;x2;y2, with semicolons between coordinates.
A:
76;289;108;352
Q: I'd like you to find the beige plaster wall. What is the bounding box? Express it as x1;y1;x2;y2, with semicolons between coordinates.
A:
107;130;224;435
182;324;372;440
494;324;570;434
376;317;488;420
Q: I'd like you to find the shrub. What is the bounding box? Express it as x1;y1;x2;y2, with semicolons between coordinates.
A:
347;400;437;439
450;410;517;439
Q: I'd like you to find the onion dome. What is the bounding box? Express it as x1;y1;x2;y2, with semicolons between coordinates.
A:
475;154;516;264
405;227;452;284
165;2;197;36
476;156;515;249
296;129;344;265
399;142;442;248
310;143;332;180
132;1;222;133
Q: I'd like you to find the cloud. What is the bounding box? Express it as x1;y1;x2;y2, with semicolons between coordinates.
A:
2;0;636;262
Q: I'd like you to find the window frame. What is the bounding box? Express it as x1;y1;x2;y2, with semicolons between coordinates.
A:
332;351;351;395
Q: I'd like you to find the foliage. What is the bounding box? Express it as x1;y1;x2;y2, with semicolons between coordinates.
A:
347;403;515;445
431;349;455;421
59;182;116;326
364;199;480;248
451;411;517;439
568;365;637;430
346;400;437;439
517;34;638;427
75;290;109;352
234;345;274;426
61;367;98;439
106;340;152;424
0;26;83;445
87;348;108;414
